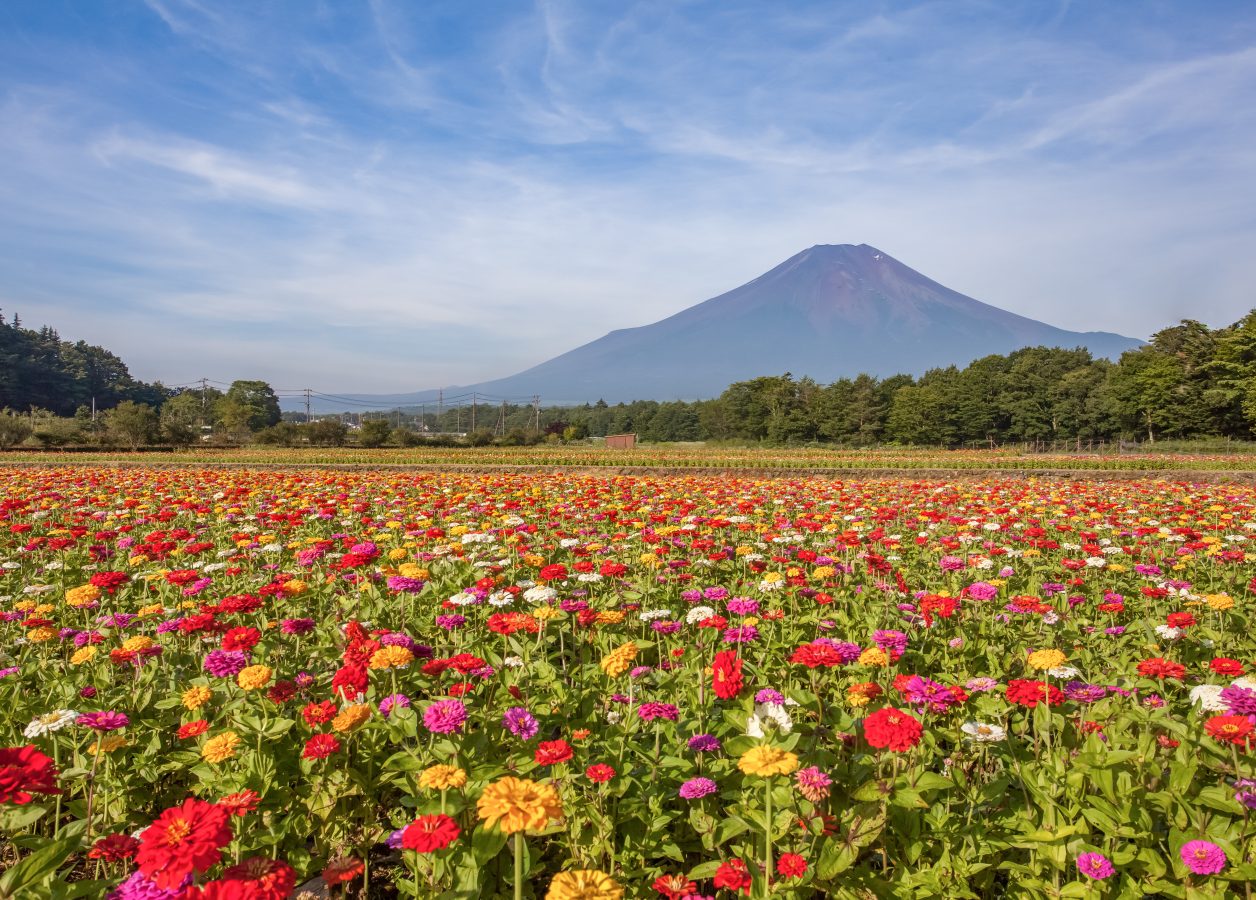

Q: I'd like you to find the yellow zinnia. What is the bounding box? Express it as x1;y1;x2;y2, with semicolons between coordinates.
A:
89;735;127;756
599;642;638;678
70;646;98;665
368;646;414;670
477;777;563;834
122;635;153;653
546;869;623;900
738;745;799;778
1206;594;1235;611
1026;649;1067;671
65;584;101;607
858;647;888;668
419;764;469;790
332;703;372;733
236;665;273;691
202;731;241;764
28;627;56;643
182;685;212;710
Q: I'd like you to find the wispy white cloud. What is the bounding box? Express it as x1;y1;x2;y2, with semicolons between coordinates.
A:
1;2;1255;391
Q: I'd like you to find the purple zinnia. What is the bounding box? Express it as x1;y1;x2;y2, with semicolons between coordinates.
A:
1220;685;1256;716
722;625;759;643
281;618;315;635
202;649;248;678
688;733;721;753
1180;840;1226;875
423;699;467;734
502;706;539;740
386;576;425;593
755;689;785;705
107;870;191;900
1064;682;1108;704
872;629;908;654
1234;779;1256;811
678;777;718;799
435;615;466;631
379;694;411;717
1075;852;1115;880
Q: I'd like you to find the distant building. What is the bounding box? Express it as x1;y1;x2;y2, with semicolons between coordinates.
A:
605;433;637;450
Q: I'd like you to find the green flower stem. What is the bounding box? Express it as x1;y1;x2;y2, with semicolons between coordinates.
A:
763;778;773;897
514;831;524;900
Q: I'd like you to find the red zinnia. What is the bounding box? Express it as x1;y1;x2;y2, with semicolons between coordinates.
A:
1211;658;1245;676
402;814;461;853
1005;679;1065;708
1136;657;1186;680
1205;715;1256;748
653;874;698;899
789;643;844;668
538;564;568;582
177;720;209;740
777;852;808;878
188;858;297;900
302;700;337;728
218;789;260;817
535;739;574;766
0;745;61;805
863;707;923;752
712;649;744;700
88;833;140;862
585;763;616;783
136;797;233;889
89;571;129;593
302;734;341;760
221;626;261;651
1165;612;1195;629
321;855;364;886
713;858;752;895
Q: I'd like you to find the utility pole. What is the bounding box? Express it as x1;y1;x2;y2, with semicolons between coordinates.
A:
532;395;540;433
437;390;443;433
304;388;311;424
470;393;477;432
199;378;209;430
494;401;506;437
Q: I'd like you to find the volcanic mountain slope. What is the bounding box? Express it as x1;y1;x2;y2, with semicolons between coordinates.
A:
301;244;1143;408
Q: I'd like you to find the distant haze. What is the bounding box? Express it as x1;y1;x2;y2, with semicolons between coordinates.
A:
288;244;1142;410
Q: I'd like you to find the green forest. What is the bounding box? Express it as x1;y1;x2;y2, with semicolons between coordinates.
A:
5;309;1256;448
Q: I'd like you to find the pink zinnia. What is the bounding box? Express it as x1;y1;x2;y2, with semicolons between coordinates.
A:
1180;840;1226;875
77;711;129;732
422;699;467;734
1075;852;1114;880
795;766;832;802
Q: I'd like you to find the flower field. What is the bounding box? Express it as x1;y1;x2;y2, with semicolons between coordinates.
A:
3;465;1256;898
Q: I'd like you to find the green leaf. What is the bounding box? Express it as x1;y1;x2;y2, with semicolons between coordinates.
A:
0;833;81;899
470;826;508;866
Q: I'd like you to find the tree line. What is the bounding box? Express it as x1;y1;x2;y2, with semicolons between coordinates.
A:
4;310;1256;448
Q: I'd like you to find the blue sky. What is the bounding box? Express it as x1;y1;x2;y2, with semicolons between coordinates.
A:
2;1;1255;392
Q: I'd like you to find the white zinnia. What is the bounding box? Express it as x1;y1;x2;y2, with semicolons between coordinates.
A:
960;721;1007;743
1190;684;1228;712
24;709;79;738
522;586;556;604
746;701;795;738
686;606;716;624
